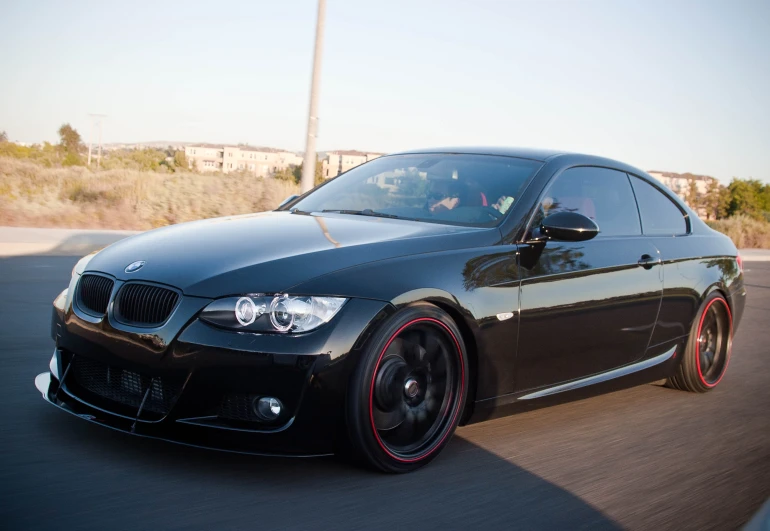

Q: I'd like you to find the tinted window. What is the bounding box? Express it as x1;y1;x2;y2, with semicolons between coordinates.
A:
630;176;688;235
534;167;641;237
292;154;542;227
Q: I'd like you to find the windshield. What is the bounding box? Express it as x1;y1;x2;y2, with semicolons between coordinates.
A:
288;154;542;227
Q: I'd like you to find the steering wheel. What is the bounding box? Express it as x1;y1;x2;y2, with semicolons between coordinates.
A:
482;206;504;221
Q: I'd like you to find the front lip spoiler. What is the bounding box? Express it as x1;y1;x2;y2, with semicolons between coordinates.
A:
34;372;333;458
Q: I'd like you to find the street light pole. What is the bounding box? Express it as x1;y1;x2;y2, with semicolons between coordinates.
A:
300;0;327;193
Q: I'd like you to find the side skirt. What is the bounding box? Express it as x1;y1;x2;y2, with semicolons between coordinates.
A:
517;345;677;401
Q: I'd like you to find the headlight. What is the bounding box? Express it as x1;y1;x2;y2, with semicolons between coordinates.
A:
200;294;347;333
71;251;100;277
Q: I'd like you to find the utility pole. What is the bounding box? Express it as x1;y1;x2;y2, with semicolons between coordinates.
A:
97;119;103;170
300;0;327;193
88;121;94;166
87;114;106;168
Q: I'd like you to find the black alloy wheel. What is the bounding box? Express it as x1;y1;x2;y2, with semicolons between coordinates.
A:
667;292;732;392
346;303;468;473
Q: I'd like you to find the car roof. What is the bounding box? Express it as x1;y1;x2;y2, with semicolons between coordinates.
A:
386;146;569;162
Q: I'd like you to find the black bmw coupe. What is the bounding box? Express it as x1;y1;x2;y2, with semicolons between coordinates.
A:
35;147;746;472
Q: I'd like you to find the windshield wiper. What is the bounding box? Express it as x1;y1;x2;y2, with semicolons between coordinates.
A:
321;209;401;219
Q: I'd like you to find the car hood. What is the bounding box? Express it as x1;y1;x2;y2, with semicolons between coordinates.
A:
86;211;500;298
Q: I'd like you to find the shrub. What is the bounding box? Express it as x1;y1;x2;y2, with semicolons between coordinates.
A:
0;157;299;230
706;215;770;249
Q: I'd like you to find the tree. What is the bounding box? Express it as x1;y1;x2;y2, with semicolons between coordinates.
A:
702;179;722;220
685;174;699;211
274;162;323;185
273;165;299;183
312;160;324;186
173;150;189;170
57;123;83;165
727;178;761;219
717;186;731;219
754;180;770;213
57;123;82;152
0;130;7;143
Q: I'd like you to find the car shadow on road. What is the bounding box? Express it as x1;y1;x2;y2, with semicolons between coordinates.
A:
32;407;621;530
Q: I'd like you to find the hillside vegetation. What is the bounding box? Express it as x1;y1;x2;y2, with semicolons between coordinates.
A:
0;157;299;230
706;216;770;249
2;136;770;248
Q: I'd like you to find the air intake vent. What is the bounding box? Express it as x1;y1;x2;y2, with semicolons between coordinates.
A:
219;394;260;422
70;355;184;415
114;283;179;327
77;274;114;316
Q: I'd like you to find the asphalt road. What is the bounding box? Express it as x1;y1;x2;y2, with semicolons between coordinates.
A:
1;255;768;530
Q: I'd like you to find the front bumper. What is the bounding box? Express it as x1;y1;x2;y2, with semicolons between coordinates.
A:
39;293;393;456
35;367;330;456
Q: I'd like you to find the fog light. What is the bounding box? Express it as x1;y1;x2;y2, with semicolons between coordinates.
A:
253;396;282;421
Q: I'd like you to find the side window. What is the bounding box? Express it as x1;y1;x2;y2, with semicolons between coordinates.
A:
535;167;641;237
629;176;688;235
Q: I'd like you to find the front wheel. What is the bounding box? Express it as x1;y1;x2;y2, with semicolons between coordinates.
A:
346;303;468;473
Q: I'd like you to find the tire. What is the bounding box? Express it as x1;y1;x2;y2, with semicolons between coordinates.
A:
346;302;468;473
667;292;733;392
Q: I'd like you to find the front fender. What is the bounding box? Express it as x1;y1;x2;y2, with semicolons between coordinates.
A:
288;246;524;402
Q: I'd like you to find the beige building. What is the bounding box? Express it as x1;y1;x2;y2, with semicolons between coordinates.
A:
185;145;302;176
322;150;383;179
649;171;717;218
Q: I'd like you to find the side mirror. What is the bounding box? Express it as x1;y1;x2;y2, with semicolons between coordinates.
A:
540;211;599;242
279;194;299;208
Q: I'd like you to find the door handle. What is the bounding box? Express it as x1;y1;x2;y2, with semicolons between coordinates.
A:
638;254;661;269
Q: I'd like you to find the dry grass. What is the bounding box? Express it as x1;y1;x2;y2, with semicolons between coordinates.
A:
6;155;767;248
707;215;770;249
0;157;299;230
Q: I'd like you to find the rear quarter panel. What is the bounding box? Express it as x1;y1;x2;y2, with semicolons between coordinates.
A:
649;230;745;347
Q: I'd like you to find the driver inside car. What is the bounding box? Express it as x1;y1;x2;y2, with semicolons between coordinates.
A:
427;179;462;212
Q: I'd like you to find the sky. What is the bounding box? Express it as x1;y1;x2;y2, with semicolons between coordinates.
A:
1;0;768;183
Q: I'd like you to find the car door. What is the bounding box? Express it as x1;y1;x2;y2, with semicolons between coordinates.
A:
515;166;663;392
627;174;699;347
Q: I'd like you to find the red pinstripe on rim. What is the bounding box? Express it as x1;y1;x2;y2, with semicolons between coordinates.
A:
695;296;733;388
368;317;465;463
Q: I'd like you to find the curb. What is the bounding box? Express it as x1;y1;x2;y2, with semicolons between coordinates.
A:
0;227;139;257
739;249;770;262
1;226;770;261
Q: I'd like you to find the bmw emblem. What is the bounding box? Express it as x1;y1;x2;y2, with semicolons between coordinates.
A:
125;261;146;273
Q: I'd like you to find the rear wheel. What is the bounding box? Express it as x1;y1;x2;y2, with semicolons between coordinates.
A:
346;303;468;473
667;292;732;392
